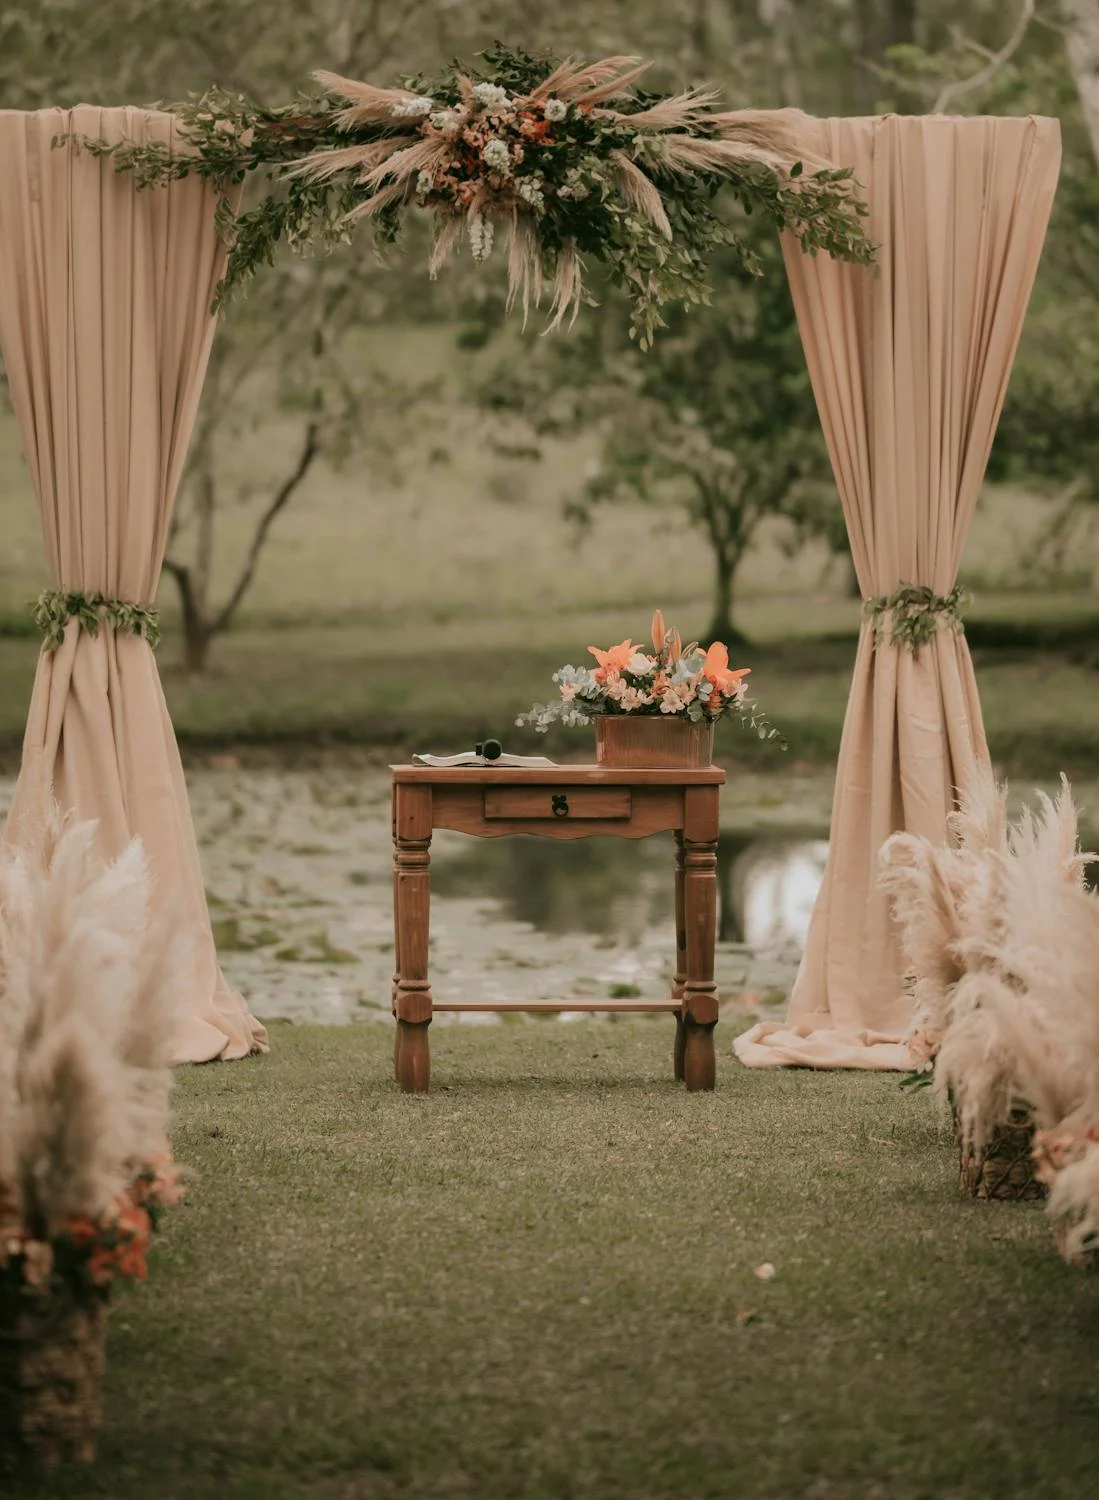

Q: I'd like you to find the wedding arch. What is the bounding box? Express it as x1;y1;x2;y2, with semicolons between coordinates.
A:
0;50;1061;1067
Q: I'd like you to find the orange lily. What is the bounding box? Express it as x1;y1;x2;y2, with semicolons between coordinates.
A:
587;638;635;680
701;641;751;694
651;609;666;653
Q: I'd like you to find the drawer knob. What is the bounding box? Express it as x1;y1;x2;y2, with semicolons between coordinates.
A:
551;793;569;818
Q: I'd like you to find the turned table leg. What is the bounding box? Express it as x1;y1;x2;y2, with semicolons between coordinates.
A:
672;831;687;1082
391;799;402;1078
393;784;433;1094
682;788;720;1092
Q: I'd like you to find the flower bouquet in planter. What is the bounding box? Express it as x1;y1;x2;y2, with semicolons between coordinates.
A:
0;815;189;1468
516;610;783;768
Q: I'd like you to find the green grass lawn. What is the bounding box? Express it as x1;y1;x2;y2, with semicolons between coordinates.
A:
6;1020;1098;1500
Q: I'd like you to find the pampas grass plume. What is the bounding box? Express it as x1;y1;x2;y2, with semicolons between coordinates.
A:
0;809;185;1236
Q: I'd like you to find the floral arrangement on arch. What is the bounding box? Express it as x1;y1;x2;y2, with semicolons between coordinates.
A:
0;814;190;1311
64;44;874;347
517;609;783;744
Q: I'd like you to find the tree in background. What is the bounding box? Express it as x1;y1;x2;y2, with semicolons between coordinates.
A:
7;0;1099;665
480;212;836;645
0;0;773;668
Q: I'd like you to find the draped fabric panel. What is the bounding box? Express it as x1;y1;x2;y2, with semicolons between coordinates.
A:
735;113;1061;1070
0;108;268;1063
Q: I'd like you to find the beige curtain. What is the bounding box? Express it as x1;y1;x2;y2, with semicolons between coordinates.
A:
0;108;268;1064
735;113;1061;1070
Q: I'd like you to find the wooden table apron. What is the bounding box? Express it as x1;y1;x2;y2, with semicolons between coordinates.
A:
389;765;725;1094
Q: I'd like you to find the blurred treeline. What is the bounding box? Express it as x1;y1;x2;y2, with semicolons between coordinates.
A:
1;1;1097;662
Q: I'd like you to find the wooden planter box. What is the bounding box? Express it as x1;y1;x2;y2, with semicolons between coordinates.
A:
0;1287;108;1467
595;715;715;769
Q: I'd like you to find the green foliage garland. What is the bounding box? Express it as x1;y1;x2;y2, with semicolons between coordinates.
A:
863;583;970;657
56;44;875;347
32;591;162;652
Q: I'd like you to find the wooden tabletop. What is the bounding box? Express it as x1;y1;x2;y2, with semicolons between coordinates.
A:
390;764;726;785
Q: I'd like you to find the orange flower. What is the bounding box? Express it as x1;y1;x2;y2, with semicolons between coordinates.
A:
665;628;682;663
587;638;635;681
651;610;666;653
112;1204;152;1281
62;1214;99;1248
86;1246;117;1288
115;1239;149;1281
701;641;751;694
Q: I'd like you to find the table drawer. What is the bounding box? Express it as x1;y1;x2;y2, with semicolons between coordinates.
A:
483;785;632;821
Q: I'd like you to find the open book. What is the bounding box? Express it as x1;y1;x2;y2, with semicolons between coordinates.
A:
412;751;557;769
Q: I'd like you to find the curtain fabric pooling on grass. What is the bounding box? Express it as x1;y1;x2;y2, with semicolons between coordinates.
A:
736;112;1062;1071
0;108;267;1064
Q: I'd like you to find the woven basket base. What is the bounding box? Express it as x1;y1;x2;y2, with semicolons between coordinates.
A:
955;1109;1046;1202
0;1289;108;1467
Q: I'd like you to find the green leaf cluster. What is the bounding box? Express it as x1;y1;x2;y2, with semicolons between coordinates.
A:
863;583;970;658
32;590;162;652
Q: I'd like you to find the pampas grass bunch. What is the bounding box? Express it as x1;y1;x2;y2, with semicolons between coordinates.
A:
880;764;1099;1263
0;811;186;1281
878;765;1011;1067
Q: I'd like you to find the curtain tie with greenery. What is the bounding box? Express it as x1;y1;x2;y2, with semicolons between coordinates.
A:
32;591;162;652
862;583;970;657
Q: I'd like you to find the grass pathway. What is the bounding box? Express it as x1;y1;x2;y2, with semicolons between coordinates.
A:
6;1022;1098;1500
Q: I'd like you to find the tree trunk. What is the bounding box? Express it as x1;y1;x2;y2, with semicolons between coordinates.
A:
706;543;750;648
757;0;805;108
1062;0;1099;170
850;0;919;111
883;0;917;52
162;558;214;675
181;621;215;674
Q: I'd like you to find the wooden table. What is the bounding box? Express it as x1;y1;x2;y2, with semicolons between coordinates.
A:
390;763;725;1094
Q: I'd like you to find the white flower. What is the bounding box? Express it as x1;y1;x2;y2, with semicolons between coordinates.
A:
472;82;511;110
467;213;495;263
517;176;546;212
552;665;598;695
557;168;589;202
429;109;461;136
482;138;511;174
391;94;435;118
544;98;568;122
659;682;695;714
626;652;655;676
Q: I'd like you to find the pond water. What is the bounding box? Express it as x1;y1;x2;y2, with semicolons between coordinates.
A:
3;764;1090;1029
429;830;829;951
